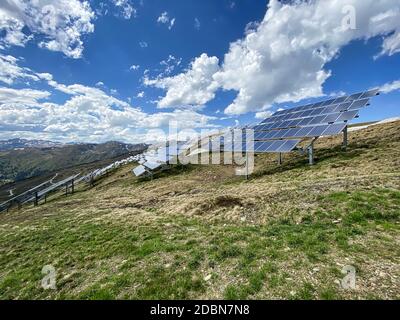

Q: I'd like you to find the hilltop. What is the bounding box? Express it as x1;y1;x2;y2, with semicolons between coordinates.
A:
0;120;399;299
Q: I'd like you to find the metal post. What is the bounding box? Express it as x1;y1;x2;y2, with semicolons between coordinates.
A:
245;152;249;180
71;179;75;194
308;142;314;165
277;153;282;165
343;125;348;150
34;191;38;206
65;183;68;196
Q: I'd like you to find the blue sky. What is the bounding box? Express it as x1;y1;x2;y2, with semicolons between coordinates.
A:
0;0;399;143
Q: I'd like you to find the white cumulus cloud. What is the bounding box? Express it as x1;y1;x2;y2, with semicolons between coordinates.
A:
148;0;400;115
0;0;95;59
255;111;273;119
379;80;400;94
0;54;39;84
144;53;220;108
0;77;217;143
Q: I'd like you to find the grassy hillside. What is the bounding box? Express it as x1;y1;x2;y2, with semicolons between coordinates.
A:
0;121;399;300
0;141;147;184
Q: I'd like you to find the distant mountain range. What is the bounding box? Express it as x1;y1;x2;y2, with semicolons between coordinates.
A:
0;138;65;151
0;139;148;184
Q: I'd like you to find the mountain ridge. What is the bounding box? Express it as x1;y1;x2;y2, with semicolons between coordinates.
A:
0;140;148;184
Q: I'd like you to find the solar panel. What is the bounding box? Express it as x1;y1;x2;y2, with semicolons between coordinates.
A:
277;139;301;152
346;92;363;101
266;140;285;152
133;165;147;176
306;125;328;137
332;96;348;104
336;110;358;122
308;115;327;125
35;174;80;198
251;139;301;153
322;123;347;136
322;113;340;123
253;141;269;152
360;88;379;99
348;98;369;110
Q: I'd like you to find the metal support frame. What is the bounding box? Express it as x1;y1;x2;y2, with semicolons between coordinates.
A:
304;137;318;165
34;191;38;206
308;141;315;165
343;125;348;150
245;152;249;180
277;152;282;165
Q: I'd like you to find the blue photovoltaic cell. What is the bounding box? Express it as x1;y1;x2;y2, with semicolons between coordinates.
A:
298;117;313;126
284;128;300;138
267;141;285;152
337;102;352;111
248;139;298;153
307;125;329;137
336;110;358;122
259;131;274;139
294;126;313;137
254;131;265;140
348;98;369;110
253;141;268;152
346;92;363;101
308;115;327;125
323;113;340;123
321;98;337;106
277;139;301;152
275;129;288;139
322;123;346;136
301;109;314;117
360;89;379;99
333;96;347;104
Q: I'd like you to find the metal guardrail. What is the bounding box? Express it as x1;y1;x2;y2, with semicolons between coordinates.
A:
0;173;80;212
0;174;58;212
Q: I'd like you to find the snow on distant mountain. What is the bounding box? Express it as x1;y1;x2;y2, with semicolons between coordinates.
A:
0;138;64;151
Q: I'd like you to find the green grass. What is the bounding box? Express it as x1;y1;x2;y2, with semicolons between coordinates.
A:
1;187;398;299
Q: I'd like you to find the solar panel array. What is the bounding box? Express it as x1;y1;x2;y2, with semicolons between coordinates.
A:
0;175;58;212
132;140;196;177
0;173;82;212
79;154;140;183
131;89;378;176
243;89;379;153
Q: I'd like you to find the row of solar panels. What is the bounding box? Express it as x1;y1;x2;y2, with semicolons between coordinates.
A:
260;98;368;125
26;174;80;201
253;123;347;141
224;139;301;153
256;109;359;131
272;89;378;117
132;140;194;176
224;123;346;152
